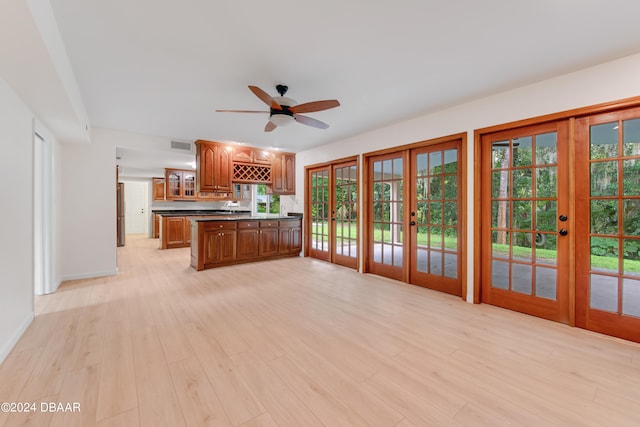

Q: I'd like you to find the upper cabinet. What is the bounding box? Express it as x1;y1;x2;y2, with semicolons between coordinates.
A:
268;152;296;195
195;139;295;195
165;169;196;200
196;140;232;193
153;177;165;201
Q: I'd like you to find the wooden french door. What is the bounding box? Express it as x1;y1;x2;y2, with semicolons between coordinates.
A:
481;121;571;323
575;106;640;342
409;141;462;295
366;137;464;296
307;159;358;269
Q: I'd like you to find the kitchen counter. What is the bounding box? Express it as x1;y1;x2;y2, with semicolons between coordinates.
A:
191;214;299;222
190;216;302;271
153;209;250;216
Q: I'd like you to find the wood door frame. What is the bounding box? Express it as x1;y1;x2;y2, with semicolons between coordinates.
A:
304;156;359;267
473;95;640;314
362;132;467;300
478;121;572;324
574;106;640;343
408;139;464;296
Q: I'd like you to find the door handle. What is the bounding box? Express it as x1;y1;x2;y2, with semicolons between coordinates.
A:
559;229;568;236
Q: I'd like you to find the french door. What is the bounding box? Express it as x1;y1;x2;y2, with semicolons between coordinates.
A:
366;137;464;296
307;159;358;269
481;122;571;323
575;107;640;342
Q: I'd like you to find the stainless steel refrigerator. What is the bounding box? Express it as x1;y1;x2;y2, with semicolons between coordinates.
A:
117;182;125;246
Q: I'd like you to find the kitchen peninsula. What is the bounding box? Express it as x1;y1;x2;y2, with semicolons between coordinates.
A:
190;215;302;271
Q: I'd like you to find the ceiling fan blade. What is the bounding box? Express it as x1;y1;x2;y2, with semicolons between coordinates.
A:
248;85;282;110
294;114;329;129
289;99;340;114
264;121;277;132
215;109;269;113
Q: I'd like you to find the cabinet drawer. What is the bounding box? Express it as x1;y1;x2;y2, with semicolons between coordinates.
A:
279;220;300;227
259;220;278;228
238;221;259;229
203;221;237;231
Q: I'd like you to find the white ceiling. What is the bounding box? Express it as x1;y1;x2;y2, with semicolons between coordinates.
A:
49;0;640;157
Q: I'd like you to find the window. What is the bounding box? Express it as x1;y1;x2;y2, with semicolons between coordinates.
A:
254;184;280;214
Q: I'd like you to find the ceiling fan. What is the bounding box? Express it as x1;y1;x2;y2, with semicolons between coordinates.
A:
216;84;340;132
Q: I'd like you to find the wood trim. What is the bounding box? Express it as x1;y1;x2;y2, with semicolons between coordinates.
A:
475;95;640;136
305;155;358;171
362;132;467;159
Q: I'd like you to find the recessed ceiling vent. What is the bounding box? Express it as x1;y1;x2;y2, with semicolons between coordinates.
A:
171;140;193;152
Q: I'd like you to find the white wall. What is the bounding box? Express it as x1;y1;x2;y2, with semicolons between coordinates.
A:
60;141;117;280
295;52;640;302
0;77;35;362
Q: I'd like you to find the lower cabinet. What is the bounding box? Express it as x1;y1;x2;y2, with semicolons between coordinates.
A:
259;220;279;257
237;221;260;259
191;217;302;270
279;220;302;254
165;217;188;249
204;228;237;263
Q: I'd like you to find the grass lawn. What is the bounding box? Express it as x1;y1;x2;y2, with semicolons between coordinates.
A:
492;243;640;273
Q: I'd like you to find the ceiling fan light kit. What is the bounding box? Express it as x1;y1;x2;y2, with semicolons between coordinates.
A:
216;84;340;132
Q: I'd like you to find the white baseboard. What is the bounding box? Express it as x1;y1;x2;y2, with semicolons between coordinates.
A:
0;311;34;363
61;269;117;283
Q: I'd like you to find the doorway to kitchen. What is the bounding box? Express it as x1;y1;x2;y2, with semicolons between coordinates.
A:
305;157;359;269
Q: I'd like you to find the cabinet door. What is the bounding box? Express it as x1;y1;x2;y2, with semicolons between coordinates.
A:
166;170;183;200
290;225;302;254
154;214;160;238
183;171;196;199
283;154;296;193
278;227;291;254
259;227;279;256
197;143;216;192
237;228;260;259
153;178;165;200
269;153;295;195
271;154;284;193
232;146;253;163
254;149;272;165
184;218;192;245
166;217;185;247
219;231;237;262
214;145;233;192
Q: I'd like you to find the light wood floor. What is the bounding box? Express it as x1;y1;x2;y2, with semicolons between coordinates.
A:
2;235;640;426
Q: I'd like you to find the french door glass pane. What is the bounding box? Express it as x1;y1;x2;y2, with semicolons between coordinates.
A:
490;133;558;299
334;164;357;259
588;119;640;317
311;170;329;252
372;158;403;268
415;149;458;278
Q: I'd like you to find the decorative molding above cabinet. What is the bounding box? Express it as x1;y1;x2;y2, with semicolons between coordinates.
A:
195;140;296;195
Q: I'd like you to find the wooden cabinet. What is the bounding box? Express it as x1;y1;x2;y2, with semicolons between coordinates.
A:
203;222;237;264
237;221;259;259
153;178;165;201
196;141;232;193
153;214;160;238
164;217;187;248
269;152;295;195
196;139;294;194
259;220;279;256
191;217;302;270
165;169;196;200
278;219;302;254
